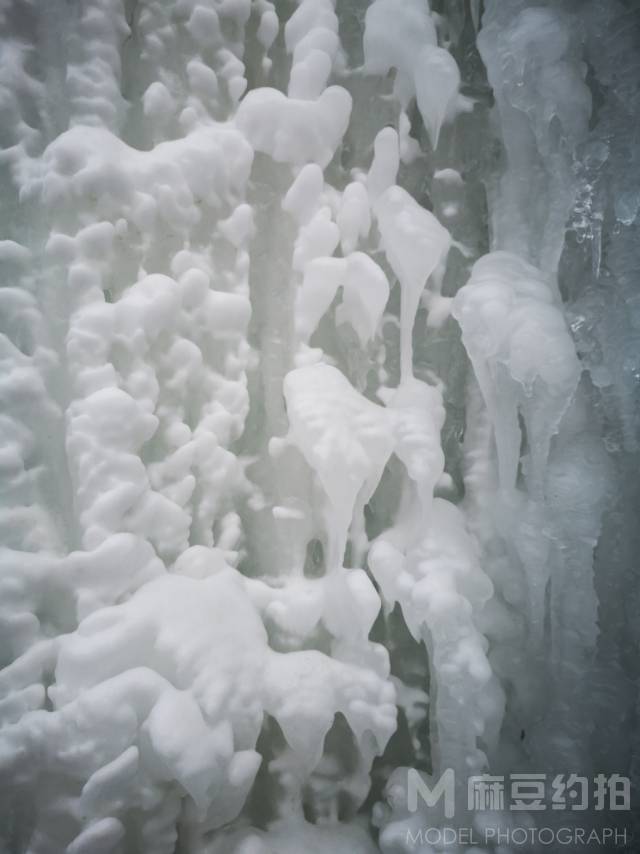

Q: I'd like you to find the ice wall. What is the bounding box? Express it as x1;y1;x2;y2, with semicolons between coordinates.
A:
0;1;637;853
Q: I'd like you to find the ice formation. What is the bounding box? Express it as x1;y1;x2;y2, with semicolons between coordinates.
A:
0;1;638;853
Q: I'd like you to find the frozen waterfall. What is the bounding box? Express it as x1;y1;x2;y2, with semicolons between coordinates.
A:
0;1;638;852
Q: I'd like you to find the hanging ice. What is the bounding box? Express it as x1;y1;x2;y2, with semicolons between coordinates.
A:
0;1;637;853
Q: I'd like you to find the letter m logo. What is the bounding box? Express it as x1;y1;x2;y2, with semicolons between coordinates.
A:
407;768;455;819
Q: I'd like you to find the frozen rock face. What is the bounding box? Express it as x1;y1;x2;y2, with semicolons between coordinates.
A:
0;1;637;853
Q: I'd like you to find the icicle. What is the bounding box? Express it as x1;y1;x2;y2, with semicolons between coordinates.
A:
375;186;451;381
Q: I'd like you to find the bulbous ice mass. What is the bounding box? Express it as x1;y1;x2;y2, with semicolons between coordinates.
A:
0;0;637;852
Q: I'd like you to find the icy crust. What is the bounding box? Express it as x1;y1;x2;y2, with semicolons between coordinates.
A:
362;0;470;149
477;3;592;272
0;0;622;852
237;87;352;168
0;283;63;555
282;364;395;570
27;123;253;231
370;500;502;777
452;251;581;494
369;376;502;791
560;6;640;833
65;267;253;557
205;818;379;854
0;567;394;851
453;8;622;843
295;253;389;346
452;254;584;653
0;0;423;847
